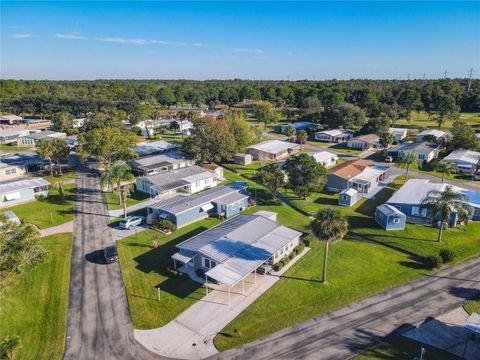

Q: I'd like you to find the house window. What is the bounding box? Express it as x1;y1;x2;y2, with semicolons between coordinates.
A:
474;208;480;217
4;168;17;175
203;258;216;269
411;206;420;216
341;195;348;200
393;218;400;224
418;154;426;160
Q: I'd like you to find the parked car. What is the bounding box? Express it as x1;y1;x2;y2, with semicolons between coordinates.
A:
104;245;118;263
118;216;144;229
473;169;480;181
384;156;393;163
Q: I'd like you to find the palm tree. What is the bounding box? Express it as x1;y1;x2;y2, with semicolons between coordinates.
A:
118;183;134;218
310;207;348;283
398;152;419;179
296;130;308;148
100;161;135;211
285;125;296;143
435;161;458;183
36;139;55;176
421;185;472;242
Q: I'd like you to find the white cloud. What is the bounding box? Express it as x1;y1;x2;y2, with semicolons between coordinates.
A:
228;48;264;54
11;33;33;39
55;33;88;40
96;37;151;45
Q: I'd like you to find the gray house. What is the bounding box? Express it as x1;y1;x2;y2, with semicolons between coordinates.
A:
0;129;30;144
0;177;50;208
130;151;194;176
146;182;249;228
338;188;359;207
17;130;66;147
375;204;406;230
171;211;302;304
388;142;440;164
133;140;177;156
443;149;480;174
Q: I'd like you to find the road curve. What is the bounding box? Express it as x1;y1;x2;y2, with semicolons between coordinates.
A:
214;255;480;360
63;163;165;360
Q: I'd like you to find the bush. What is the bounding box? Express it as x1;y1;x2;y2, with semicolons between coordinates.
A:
288;253;295;260
282;257;290;266
297;243;305;253
303;238;311;247
35;194;46;201
273;262;283;272
439;249;455;263
425;255;442;269
153;218;176;232
195;269;205;278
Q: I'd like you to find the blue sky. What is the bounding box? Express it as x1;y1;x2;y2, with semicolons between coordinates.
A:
1;1;479;80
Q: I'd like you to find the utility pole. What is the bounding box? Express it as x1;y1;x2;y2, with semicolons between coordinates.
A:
444;70;448;79
407;74;410;81
467;68;474;92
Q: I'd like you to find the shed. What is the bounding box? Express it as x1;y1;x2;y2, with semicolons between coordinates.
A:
234;153;252;165
375;204;406;230
338;188;359;207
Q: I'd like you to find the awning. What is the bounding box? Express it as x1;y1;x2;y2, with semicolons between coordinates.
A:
159;213;170;219
171;251;196;264
200;203;214;211
4;192;21;201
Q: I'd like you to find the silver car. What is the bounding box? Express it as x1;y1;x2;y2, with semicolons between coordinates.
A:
119;216;144;229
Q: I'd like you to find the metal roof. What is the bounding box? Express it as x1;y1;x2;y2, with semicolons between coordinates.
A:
133;140;177;156
25;131;66;140
178;212;302;286
340;188;358;196
376;204;405;217
0;129;30;137
131;151;189;168
148;183;248;215
417;129;446;138
443;150;480;166
0;176;50;193
465;313;480;335
0;154;44;169
311;151;338;164
315;129;352;137
143;165;213;187
247;140;299;154
350;165;389;184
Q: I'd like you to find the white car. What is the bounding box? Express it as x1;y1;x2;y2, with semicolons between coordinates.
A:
119;216;144;229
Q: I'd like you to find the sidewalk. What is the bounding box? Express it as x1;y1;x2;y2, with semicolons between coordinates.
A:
134;247;311;360
38;220;73;237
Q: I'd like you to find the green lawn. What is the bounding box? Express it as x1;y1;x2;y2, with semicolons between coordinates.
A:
0;233;72;360
407;162;471;183
463;297;480;315
156;131;187;146
105;190;150;210
4;183;75;229
328;142;365;155
354;336;460;360
394;111;480;130
117;219;222;329
0;143;32;151
39;167;77;184
214;235;430;351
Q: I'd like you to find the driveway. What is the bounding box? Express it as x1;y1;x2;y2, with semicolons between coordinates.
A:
63;163;164;360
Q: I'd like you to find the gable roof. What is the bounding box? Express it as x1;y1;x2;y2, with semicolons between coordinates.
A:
0;115;22;121
389;127;408;135
143;165;215;193
247;140;299;154
443;150;480;165
350;134;379;144
130;151;189;169
417;129;446;138
315;129;352;137
328;159;374;180
376;204;405;216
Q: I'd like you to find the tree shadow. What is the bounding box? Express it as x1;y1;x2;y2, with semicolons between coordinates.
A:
85;249;107;265
448;287;480;299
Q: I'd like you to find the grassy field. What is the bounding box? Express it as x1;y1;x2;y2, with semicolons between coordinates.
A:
4;183;75;229
0;143;32;151
39;167;77;184
117;219;222;329
156;131;187;146
0;233;72;360
463;297;480;315
354;336;460;360
394;111;480;130
105;190;150;211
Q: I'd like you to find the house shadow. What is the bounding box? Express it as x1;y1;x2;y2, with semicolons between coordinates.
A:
313;194;337;206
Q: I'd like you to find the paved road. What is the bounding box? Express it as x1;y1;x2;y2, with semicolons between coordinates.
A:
215;256;480;360
63;163;164;360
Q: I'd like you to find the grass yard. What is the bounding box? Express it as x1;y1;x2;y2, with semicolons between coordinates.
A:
117;219;222;329
394;111;480;130
463;296;480;315
0;143;32;151
39;167;77;184
157;131;187;146
328;142;365;155
214;235;430;351
105;190;150;210
4;183;75;229
408;162;471;183
0;233;72;360
354;336;459;360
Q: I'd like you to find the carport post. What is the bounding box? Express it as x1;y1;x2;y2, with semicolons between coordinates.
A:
228;286;231;306
254;268;257;285
242;278;245;295
205;275;208;295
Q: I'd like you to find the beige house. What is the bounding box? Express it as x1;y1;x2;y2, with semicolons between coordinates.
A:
246;140;300;161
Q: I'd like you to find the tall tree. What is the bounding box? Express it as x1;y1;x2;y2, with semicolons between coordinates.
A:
182;116;236;163
100;161;135;218
253;101;279;130
225;109;259;151
325;102;367;130
51;111;74;132
421;186;472;242
256;163;285;199
285;125;296;143
435;161;458;183
283;153;327;199
35;139;56;176
78;128;137;170
50;138;70;175
310;207;348;283
156;86;176;105
379;131;394;152
434;94;459;128
398;152;419;179
296;129;308;147
0;213;47;287
398;89;421;121
449;119;480;151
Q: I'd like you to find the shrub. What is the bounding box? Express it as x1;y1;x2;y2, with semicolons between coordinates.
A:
303;238;311;247
289;253;295;260
195;269;205;278
439;249;455;263
35;194;46;201
297;243;305;253
282;257;290;266
273;262;283;272
425;255;442;269
153;218;176;232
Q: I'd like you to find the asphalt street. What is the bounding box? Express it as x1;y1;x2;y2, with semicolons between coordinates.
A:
63;163;164;360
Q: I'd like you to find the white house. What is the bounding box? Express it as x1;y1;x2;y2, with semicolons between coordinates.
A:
314;129;353;143
389;128;408;141
178;120;193;135
136;165;217;199
0;129;30;144
347;134;381;150
416;129;447;143
311;151;338;168
443;149;480;174
73;118;85;128
0;177;50;208
17;130;67;147
0;115;23;125
391;142;440;164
